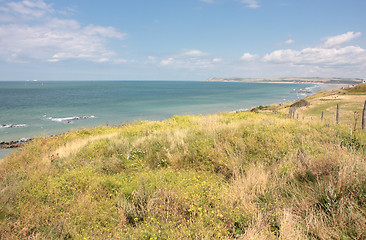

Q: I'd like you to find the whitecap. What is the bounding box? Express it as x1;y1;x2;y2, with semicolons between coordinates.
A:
47;115;96;124
0;124;27;129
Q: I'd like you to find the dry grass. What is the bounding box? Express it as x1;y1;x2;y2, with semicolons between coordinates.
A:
264;83;366;128
230;163;269;213
0;86;365;239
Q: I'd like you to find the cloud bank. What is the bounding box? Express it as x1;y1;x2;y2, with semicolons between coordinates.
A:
0;0;126;63
263;32;366;68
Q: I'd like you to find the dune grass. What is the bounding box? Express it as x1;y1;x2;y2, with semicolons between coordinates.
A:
0;85;366;239
263;84;366;129
0;111;365;239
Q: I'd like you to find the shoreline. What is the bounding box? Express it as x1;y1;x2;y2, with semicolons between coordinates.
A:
210;80;352;90
0;138;33;149
2;85;364;239
0;82;350;160
207;77;361;86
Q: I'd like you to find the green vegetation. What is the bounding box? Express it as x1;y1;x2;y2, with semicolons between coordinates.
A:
345;83;366;94
264;84;366;128
1;86;366;239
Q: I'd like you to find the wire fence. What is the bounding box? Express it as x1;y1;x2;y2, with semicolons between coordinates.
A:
289;100;366;131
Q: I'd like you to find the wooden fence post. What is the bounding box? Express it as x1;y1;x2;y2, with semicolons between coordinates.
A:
289;107;296;119
336;104;340;124
289;107;293;119
321;111;324;121
362;100;366;131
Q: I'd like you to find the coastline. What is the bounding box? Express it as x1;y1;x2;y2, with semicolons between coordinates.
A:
0;81;348;161
2;84;364;239
0;138;33;149
209;80;353;91
207;77;362;86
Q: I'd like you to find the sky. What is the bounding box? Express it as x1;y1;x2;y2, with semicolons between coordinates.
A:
0;0;365;81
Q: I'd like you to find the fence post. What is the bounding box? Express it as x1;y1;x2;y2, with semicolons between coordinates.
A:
336;104;340;124
362;101;366;130
289;107;296;119
289;107;293;119
321;111;324;121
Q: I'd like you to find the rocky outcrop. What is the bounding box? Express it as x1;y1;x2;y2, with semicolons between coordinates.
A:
0;138;32;149
290;99;310;108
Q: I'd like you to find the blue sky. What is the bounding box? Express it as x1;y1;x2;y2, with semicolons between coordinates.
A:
0;0;365;81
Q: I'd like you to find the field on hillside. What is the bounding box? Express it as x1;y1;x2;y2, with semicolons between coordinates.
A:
0;85;366;239
262;84;366;129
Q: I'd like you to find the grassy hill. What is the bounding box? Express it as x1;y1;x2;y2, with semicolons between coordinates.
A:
0;85;365;239
258;84;366;129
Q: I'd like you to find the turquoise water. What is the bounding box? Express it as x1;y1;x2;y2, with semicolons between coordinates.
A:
0;81;327;159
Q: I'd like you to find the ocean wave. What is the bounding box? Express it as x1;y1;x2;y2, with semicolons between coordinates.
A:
292;85;322;95
230;108;248;113
46;115;96;124
0;124;27;129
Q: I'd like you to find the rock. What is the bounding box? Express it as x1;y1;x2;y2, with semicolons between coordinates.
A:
0;138;33;149
290;99;310;108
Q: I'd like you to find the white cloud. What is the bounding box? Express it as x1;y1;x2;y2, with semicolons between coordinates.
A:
240;52;258;61
160;57;213;69
199;0;214;3
0;0;127;63
158;49;216;70
241;0;260;8
148;56;156;61
285;39;294;44
83;25;126;39
263;32;366;67
2;0;53;20
323;31;361;48
160;57;175;66
181;49;208;57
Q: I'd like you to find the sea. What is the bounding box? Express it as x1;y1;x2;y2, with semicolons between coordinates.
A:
0;81;329;159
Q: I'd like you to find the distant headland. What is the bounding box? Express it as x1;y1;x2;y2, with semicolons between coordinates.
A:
207;77;362;85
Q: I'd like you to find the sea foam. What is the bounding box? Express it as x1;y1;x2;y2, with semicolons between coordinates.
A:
47;115;96;124
0;124;27;129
